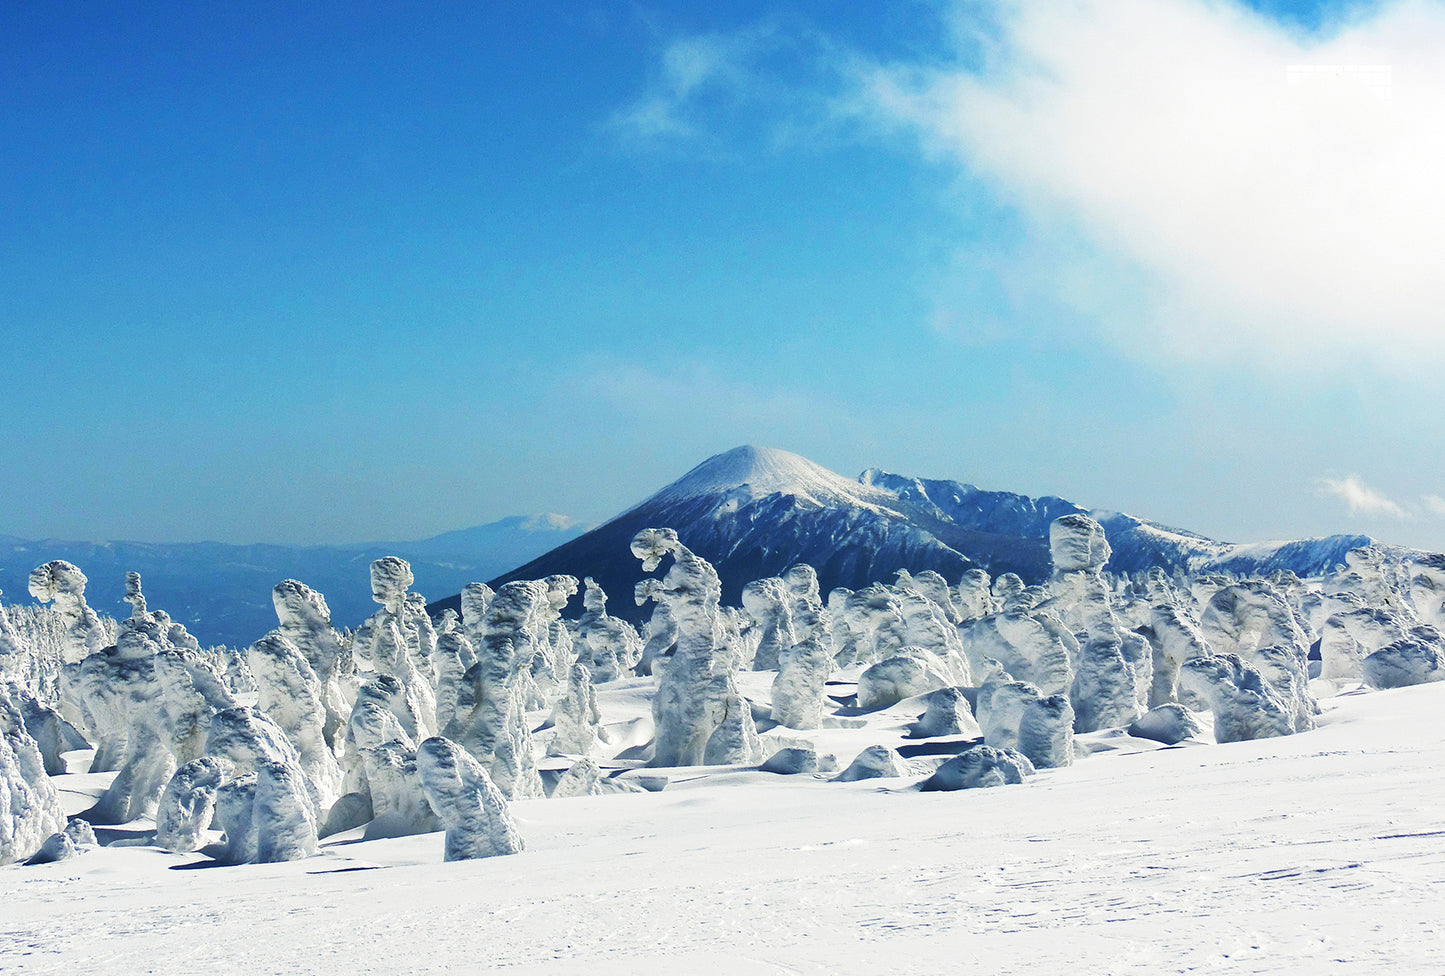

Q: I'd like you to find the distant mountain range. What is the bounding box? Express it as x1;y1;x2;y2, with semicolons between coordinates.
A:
0;515;585;649
5;446;1380;648
451;446;1373;625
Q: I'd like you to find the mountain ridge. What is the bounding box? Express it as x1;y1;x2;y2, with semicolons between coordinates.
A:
456;446;1376;625
0;515;586;649
4;446;1381;646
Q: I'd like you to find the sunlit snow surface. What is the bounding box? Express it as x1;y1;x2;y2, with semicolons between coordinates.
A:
6;681;1445;974
645;445;898;514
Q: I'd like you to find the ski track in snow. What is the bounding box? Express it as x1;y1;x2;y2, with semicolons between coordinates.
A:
5;686;1445;974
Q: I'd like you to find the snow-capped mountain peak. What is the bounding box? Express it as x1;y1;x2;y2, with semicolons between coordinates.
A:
522;513;582;532
472;446;1379;627
641;445;894;512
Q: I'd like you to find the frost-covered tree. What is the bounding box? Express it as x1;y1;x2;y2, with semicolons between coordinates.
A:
633;528;752;767
207;705;305;774
840;584;908;669
454;580;547;798
28;560;107;664
897;569;961;625
703;687;764;765
155;756;231;853
1199;580;1316;732
248;634;343;815
1129;703;1205;745
574;577;642;683
991;573;1030;612
856;648;952;710
0;681;67;865
770;627;832;730
404;592;439;688
1318;606;1410;686
1041;515;1148;732
537;574;579;685
359;558;437;739
152;643;236;764
742;577;794;671
548;663;606;757
955;569;995;621
964;606;1076;697
920;745;1034;791
910;686;981;738
1180;654;1295;742
833;745;918;782
433;629;475;738
893;577;972;686
553;756;606;798
634;579;679;676
460;582;494;646
81;598;175;822
84;575;240;824
0;593;25;682
976;670;1042;753
826;587;863;666
209;761;319;865
1017;695;1075;769
28;560;110;747
1136;569;1213;708
416;736;524;861
271;579;353;754
1407;554;1445;628
1362;630;1445;689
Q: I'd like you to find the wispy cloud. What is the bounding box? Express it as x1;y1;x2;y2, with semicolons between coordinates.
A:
606;20;851;154
1318;474;1408;518
616;2;1445;375
856;0;1445;373
607;32;750;143
1423;493;1445;517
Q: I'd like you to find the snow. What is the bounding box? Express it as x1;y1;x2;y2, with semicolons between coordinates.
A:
415;736;524;861
523;513;582;532
0;684;66;865
9;501;1445;972
4;682;1444;971
642;445;897;514
573;578;642;683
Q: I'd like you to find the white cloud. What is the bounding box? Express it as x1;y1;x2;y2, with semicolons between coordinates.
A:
860;0;1445;372
606;22;848;153
608;33;745;142
1318;474;1408;518
1423;493;1445;516
612;3;1445;374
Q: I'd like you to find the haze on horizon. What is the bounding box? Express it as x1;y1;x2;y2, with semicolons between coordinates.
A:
4;0;1444;552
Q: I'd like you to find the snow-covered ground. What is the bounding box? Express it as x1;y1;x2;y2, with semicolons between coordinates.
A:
6;680;1443;975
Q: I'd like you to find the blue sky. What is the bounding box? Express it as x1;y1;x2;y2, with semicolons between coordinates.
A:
4;0;1444;551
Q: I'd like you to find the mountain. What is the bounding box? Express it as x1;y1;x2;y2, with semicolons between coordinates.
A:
860;469;1373;580
6;447;1375;646
447;446;1372;624
0;515;585;649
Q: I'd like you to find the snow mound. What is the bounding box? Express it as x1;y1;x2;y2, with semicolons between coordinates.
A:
1128;703;1206;745
919;745;1035;791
